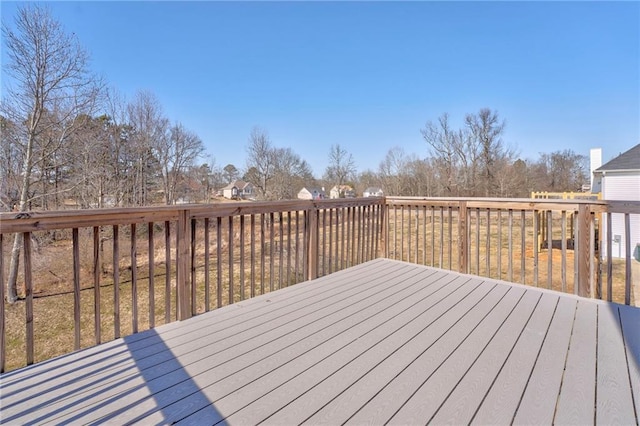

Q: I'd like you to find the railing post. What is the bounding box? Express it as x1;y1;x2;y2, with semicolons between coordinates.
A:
176;209;192;320
307;204;318;280
458;201;468;274
381;198;388;258
577;204;591;298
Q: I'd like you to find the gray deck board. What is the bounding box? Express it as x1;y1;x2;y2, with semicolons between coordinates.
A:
345;282;511;425
427;289;542;424
619;304;640;419
1;258;639;426
512;296;577;425
263;276;491;426
470;292;559;425
554;300;597;425
385;286;527;425
35;261;424;424
597;305;637;424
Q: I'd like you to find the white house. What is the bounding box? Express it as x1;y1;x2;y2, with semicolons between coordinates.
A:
222;180;254;200
363;187;384;197
592;144;640;260
329;185;356;199
298;187;326;200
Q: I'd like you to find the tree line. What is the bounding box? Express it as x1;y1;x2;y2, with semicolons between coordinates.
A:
1;4;589;214
1;5;590;303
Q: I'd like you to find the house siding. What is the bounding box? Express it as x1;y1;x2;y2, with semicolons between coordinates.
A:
600;172;640;259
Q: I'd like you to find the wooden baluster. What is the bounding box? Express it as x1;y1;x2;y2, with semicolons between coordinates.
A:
204;218;210;311
24;232;34;365
240;215;246;299
93;226;102;343
72;228;80;350
114;225;121;337
0;233;4;373
131;223;138;331
229;216;234;304
147;223;154;328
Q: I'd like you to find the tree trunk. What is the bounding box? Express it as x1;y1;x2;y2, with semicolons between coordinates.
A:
6;120;35;304
6;233;22;303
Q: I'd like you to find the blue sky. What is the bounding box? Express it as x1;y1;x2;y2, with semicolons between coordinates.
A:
1;1;638;176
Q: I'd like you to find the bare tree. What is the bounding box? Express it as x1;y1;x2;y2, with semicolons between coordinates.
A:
324;144;356;186
464;108;514;197
422;109;514;197
126;90;167;205
271;147;314;200
157;122;204;204
421;113;461;195
0;116;22;211
2;4;100;302
378;147;409;196
534;150;588;192
102;87;131;207
245;127;276;199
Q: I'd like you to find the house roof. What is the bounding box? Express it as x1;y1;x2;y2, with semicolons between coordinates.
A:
300;187;325;194
595;143;640;172
364;187;383;193
331;185;354;192
222;180;252;190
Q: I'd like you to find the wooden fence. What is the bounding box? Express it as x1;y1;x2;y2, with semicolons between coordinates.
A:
385;197;639;306
0;198;384;372
1;196;638;372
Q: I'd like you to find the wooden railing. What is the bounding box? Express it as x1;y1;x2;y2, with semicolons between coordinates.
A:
1;196;638;372
385;197;639;306
0;198;384;372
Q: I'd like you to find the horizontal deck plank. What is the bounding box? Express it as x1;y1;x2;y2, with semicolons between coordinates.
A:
554;300;597;425
471;292;559;425
596;305;637;424
1;259;638;426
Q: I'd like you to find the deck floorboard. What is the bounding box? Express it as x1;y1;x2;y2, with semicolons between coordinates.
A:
1;259;638;425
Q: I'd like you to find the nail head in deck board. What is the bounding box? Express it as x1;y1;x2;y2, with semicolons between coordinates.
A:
1;260;638;425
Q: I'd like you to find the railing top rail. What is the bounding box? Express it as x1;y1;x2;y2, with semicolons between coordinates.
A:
386;196;640;214
386;196;610;205
0;197;385;234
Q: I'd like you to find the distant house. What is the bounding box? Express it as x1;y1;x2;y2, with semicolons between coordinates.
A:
298;187;326;200
222;180;254;200
329;185;356;199
591;144;640;259
363;187;384;197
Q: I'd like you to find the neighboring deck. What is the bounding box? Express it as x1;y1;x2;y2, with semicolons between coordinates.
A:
1;259;639;425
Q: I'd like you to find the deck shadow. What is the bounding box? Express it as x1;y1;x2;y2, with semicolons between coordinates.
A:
92;328;229;424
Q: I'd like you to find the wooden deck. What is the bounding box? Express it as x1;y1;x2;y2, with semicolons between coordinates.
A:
1;259;639;425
